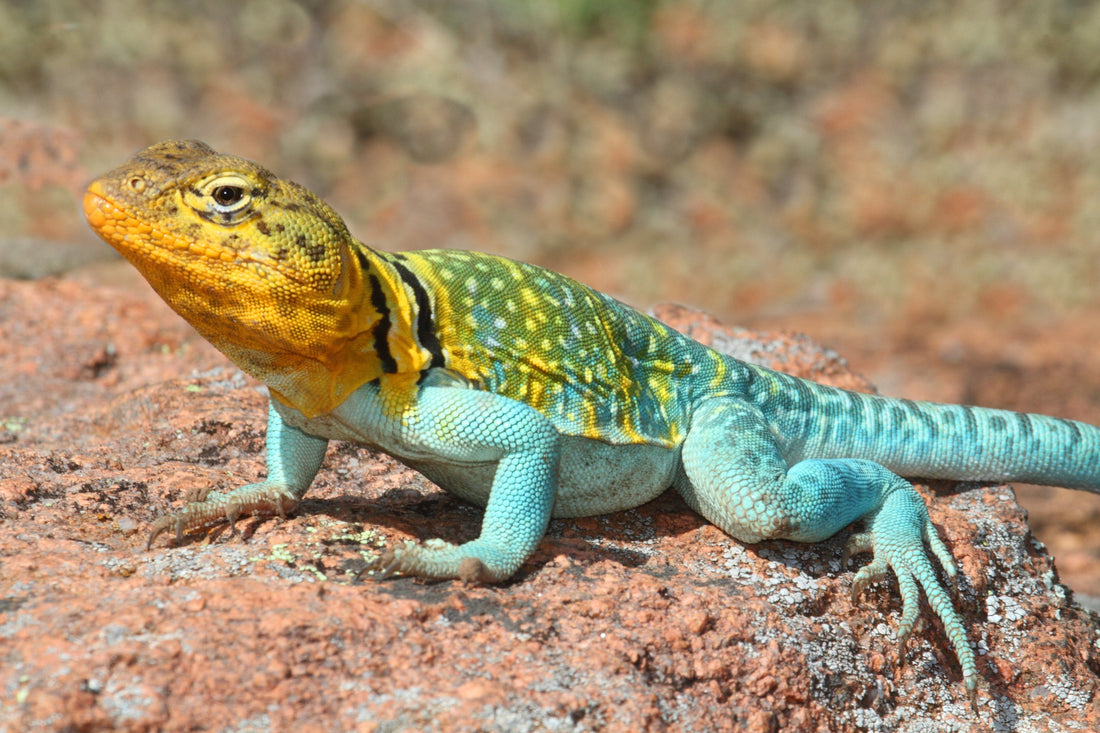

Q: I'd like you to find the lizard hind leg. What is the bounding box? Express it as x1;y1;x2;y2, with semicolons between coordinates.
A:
674;397;978;703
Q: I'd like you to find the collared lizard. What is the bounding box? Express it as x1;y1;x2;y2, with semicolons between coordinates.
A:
84;140;1100;709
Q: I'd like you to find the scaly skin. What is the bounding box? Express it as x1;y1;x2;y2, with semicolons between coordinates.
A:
85;140;1100;710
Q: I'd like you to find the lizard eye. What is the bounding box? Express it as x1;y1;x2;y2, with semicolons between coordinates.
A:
213;185;244;206
195;174;258;222
188;171;260;222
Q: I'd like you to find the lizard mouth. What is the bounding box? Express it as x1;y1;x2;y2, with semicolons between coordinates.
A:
82;183;114;233
83;181;199;259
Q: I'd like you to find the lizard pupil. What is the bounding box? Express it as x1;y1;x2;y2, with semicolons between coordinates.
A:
213;186;244;206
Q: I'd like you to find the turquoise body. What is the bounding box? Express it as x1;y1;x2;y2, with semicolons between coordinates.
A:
153;234;1100;708
391;249;1100;492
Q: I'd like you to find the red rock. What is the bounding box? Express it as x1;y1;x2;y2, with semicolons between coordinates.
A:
1;278;1098;730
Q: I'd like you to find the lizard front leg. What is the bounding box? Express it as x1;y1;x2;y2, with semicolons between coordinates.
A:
147;402;328;547
674;397;977;707
365;386;561;583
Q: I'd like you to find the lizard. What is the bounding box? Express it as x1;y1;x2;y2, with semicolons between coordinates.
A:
83;139;1100;709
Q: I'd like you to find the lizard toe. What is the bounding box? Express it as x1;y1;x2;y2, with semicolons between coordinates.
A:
850;555;889;603
842;530;874;568
146;513;185;550
143;483;300;550
357;538;518;583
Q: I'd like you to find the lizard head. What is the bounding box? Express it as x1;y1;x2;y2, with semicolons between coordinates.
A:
84;139;419;416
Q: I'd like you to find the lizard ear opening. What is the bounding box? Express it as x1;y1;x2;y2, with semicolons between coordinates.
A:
330;243;354;300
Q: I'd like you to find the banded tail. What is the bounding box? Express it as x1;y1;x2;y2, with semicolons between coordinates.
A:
759;370;1100;493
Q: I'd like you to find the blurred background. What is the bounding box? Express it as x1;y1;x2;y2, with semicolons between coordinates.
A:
2;0;1099;596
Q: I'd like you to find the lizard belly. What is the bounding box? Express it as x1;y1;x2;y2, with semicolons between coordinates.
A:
552;436;678;517
272;394;678;519
392;437;677;518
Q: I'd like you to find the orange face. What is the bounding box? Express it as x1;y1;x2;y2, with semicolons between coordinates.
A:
84;140;416;416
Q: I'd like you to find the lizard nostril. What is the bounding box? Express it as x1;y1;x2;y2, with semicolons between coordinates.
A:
129;176;146;193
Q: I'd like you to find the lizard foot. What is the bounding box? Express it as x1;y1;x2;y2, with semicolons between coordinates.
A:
146;482;299;549
846;485;977;709
357;538;503;584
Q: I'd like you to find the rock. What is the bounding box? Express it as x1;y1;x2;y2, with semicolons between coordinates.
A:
1;278;1098;731
0;237;118;279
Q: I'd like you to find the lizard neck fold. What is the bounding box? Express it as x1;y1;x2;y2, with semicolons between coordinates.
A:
265;244;437;419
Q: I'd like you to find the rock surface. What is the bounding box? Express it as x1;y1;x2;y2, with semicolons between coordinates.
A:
2;278;1098;732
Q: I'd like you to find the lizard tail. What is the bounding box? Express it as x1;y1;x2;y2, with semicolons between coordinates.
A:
774;376;1100;492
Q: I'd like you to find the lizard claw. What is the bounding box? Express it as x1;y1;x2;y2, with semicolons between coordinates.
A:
842;529;874;569
357;547;403;582
145;497;242;549
852;485;979;704
146;513;185;550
